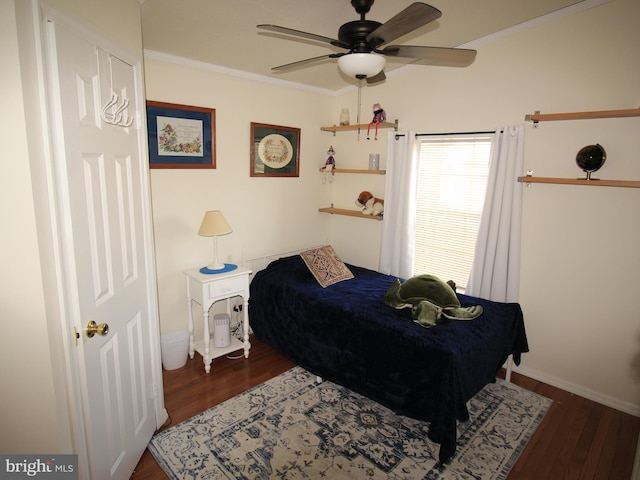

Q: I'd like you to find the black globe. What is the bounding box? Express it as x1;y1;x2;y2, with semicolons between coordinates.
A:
576;144;606;173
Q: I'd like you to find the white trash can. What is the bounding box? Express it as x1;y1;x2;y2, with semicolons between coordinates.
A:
160;330;190;370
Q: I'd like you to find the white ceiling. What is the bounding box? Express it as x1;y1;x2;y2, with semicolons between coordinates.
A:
140;0;585;92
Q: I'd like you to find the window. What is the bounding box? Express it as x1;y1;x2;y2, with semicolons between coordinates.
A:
413;135;492;289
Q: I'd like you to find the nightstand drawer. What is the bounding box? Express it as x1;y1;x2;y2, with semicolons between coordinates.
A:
208;276;246;298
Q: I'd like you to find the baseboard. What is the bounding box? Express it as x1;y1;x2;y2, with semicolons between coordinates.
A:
633;433;640;480
513;365;640;418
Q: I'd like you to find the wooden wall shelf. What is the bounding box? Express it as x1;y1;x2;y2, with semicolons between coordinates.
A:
517;176;640;188
522;107;640;188
319;124;390;217
319;207;383;220
319;168;386;175
525;108;640;123
321;120;398;135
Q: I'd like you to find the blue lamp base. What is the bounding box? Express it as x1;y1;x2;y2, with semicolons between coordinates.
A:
200;263;238;274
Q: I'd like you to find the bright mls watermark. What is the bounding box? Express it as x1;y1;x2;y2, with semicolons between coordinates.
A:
1;455;77;479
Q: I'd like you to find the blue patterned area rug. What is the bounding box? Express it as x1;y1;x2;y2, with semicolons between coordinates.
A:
149;366;551;480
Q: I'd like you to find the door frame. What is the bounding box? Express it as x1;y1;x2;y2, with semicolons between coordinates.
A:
22;1;167;476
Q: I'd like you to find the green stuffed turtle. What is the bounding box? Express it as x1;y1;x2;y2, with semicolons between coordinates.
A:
384;274;483;327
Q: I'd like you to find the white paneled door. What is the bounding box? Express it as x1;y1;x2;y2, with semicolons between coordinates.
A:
44;13;163;479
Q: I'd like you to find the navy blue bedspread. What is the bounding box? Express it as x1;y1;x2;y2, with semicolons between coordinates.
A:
249;255;529;463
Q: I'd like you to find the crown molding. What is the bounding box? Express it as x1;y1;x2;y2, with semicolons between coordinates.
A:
143;50;337;96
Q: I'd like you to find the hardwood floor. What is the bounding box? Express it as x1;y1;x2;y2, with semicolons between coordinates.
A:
131;336;639;479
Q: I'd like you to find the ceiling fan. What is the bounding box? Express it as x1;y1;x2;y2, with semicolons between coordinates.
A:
258;0;477;84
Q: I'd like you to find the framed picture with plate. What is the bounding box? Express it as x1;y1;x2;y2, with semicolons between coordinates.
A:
250;122;300;177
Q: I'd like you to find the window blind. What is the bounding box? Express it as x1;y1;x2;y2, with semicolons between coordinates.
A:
414;136;492;288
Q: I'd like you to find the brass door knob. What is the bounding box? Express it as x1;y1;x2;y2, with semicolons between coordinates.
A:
86;321;109;338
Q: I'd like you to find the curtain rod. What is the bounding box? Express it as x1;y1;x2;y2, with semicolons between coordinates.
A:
395;129;501;140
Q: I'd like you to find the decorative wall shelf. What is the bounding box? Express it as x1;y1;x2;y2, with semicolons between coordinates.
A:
319;123;391;217
525;108;640;124
517;176;640;188
321;120;398;135
319;207;383;220
522;107;640;188
318;168;386;175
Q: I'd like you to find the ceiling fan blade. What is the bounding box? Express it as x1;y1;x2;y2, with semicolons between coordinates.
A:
366;3;442;48
257;24;348;48
272;53;345;71
366;70;386;84
382;45;476;67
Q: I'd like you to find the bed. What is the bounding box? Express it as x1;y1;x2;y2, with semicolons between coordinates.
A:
248;250;529;464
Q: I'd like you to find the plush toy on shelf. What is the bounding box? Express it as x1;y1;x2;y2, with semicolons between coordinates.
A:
355;191;384;216
367;103;386;140
320;145;336;183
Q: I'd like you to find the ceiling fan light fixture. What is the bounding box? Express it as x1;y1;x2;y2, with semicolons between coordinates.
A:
338;53;385;78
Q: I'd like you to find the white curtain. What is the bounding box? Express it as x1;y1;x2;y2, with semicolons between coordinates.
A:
379;130;420;278
466;125;525;302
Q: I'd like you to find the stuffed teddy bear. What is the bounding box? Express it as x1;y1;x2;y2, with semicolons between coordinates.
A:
355;191;384;216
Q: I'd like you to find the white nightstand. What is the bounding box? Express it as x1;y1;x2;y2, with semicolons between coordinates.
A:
183;266;252;373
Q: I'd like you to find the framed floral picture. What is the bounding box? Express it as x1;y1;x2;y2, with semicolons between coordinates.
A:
250;122;300;177
146;101;216;169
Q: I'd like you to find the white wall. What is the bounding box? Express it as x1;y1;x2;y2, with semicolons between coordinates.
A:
0;0;61;453
144;58;335;333
318;122;389;270
328;0;640;413
146;0;638;414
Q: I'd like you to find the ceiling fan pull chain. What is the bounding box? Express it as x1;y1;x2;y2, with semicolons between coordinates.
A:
357;78;363;141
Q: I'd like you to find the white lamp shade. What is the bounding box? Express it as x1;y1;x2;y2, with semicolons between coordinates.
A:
338;53;386;78
198;210;232;236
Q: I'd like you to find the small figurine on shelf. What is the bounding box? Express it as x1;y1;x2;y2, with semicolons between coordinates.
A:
340;108;350;126
321;145;336;183
367;103;386;140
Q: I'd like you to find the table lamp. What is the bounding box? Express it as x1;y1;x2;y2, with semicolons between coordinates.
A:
198;210;235;274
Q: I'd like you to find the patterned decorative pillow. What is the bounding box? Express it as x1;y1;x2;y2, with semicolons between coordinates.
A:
300;245;354;288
